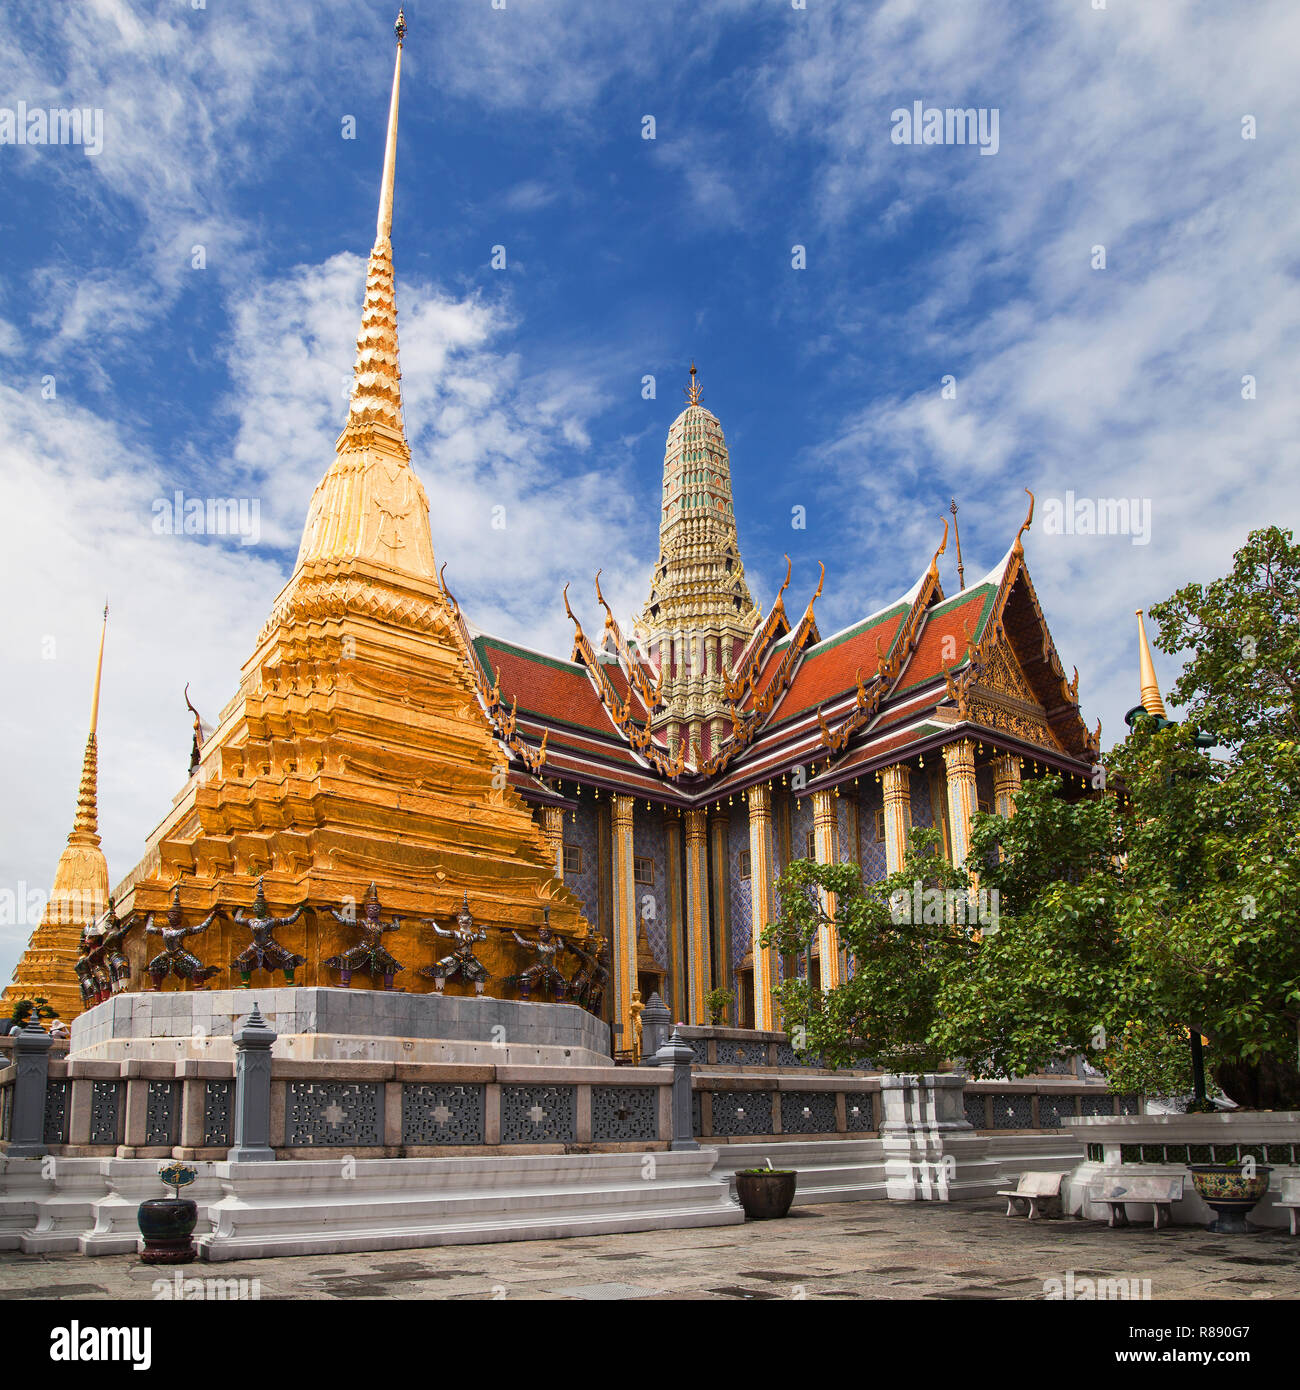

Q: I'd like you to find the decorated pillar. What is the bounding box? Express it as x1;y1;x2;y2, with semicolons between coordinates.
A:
992;753;1022;819
708;809;731;1000
942;738;978;868
810;788;842;989
663;811;687;1022
684;808;711;1022
747;783;779;1030
541;805;565;878
881;763;912;875
610;794;638;1047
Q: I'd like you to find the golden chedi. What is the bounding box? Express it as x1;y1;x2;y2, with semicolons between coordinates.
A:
4;608;111;1022
69;16;590;1007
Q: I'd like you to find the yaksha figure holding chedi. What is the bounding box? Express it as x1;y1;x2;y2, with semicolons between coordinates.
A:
77;898;134;1004
323;882;406;989
231;877;307;986
566;933;610;1016
508;906;568;1001
418;893;491;995
144;885;223;990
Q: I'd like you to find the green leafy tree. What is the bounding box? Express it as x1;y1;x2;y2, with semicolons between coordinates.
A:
1107;525;1300;1107
760;828;973;1071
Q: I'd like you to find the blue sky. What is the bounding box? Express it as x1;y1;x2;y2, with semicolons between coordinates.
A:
2;0;1298;983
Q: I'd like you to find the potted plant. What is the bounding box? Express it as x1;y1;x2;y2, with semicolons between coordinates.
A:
139;1162;199;1264
705;987;734;1027
733;1159;797;1219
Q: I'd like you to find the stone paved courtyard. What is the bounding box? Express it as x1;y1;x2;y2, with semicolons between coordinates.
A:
1;1199;1297;1300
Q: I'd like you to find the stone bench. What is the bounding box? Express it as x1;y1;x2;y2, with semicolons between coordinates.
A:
1087;1173;1184;1230
1279;1176;1300;1236
998;1170;1064;1219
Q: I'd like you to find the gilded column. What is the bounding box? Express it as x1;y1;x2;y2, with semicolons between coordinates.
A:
708;810;731;1000
684;809;711;1022
747;784;778;1031
992;753;1022;819
810;788;842;990
610;794;638;1048
942;738;978;868
881;763;912;876
541;805;565;878
663;812;686;1022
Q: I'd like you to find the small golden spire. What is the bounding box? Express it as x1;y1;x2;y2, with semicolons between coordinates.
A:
1135;609;1167;719
684;361;702;407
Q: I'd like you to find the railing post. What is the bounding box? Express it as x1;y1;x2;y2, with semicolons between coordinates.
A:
641;992;671;1064
229;1003;277;1163
7;1013;54;1158
649;1026;698;1151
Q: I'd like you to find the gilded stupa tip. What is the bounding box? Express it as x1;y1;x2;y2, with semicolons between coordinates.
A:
1135;609;1167;719
345;12;407;441
684;361;702;407
70;603;109;844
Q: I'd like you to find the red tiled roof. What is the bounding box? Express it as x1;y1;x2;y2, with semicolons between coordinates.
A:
772;608;907;722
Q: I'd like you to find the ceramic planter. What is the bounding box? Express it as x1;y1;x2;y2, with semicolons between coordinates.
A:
138;1197;198;1264
1188;1163;1272;1235
734;1169;797;1220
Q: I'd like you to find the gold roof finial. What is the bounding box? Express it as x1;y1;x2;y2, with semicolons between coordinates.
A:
949;499;965;591
1135;609;1167;719
376;12;405;244
685;361;702;407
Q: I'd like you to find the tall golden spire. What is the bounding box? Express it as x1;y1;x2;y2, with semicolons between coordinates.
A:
294;9;436;580
685;361;702;407
3;605;112;1019
1135;609;1167;718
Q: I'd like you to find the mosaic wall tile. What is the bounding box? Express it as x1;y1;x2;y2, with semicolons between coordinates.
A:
728;809;753;970
633;805;669;970
563;800;601;928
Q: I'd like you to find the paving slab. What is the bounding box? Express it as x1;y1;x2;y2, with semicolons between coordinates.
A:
1;1198;1298;1300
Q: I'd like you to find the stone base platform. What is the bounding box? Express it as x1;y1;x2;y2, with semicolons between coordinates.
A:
69;987;610;1067
0;1150;742;1261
